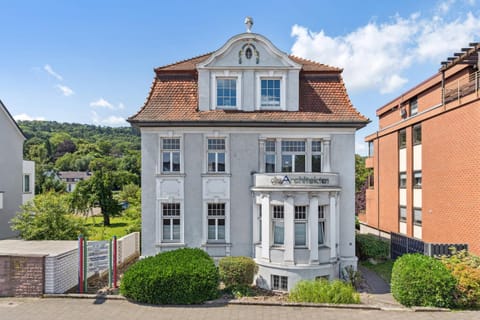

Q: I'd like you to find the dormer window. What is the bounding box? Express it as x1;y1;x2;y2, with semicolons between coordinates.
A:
217;78;237;107
261;79;280;107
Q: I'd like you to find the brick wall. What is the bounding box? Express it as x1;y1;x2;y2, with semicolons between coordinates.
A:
423;101;480;255
0;255;45;297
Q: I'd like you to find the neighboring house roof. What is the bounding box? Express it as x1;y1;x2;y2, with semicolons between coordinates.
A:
129;51;368;128
0;99;26;140
57;171;92;180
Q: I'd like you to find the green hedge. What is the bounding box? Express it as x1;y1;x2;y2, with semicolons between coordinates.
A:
219;256;258;288
355;233;389;260
120;248;219;304
391;254;456;308
289;279;360;304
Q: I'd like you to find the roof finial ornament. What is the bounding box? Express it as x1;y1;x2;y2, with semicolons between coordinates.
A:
245;17;253;33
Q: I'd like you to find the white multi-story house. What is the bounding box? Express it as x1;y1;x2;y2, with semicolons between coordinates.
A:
0;100;35;239
128;20;368;291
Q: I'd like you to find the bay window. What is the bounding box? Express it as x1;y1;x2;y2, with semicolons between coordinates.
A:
311;140;322;172
294;206;307;246
318;206;326;245
281;140;305;172
265;140;276;173
272;205;284;245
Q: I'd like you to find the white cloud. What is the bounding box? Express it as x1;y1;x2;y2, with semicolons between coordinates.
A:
44;64;63;81
90;98;114;109
14;113;46;121
90;98;125;110
55;84;75;96
91;111;127;126
290;7;480;94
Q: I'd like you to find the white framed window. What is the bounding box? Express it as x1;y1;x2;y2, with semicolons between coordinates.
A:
216;78;237;108
318;206;326;245
162;203;181;242
207;138;226;173
272;205;284;245
261;79;281;107
281;140;306;172
162;138;181;172
207;203;226;242
272;275;288;291
23;174;31;193
211;71;241;110
256;72;286;110
258;205;262;242
294;206;307;246
265;140;276;173
311;140;322;172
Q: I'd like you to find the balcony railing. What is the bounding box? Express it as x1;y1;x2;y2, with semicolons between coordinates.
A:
444;70;480;104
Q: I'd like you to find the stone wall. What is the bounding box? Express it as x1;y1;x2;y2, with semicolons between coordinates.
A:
0;255;45;297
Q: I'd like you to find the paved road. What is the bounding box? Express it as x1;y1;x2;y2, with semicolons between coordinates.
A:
1;298;479;320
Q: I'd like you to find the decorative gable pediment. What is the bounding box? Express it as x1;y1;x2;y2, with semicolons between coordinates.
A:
197;33;301;112
197;33;302;70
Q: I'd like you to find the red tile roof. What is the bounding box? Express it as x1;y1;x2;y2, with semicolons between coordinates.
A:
129;54;368;127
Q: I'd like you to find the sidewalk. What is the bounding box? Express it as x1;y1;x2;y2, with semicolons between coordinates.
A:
358;265;404;309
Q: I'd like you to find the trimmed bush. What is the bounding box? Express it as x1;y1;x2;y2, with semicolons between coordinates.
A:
391;254;456;308
355;233;389;260
120;248;219;304
219;256;258;288
441;250;480;308
289;279;360;304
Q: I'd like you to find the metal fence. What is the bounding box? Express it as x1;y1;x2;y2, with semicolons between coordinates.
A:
390;232;468;260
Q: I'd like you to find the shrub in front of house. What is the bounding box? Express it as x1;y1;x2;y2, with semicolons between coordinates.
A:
441;250;480;308
288;279;360;304
355;233;389;260
120;248;219;304
391;254;456;308
219;256;258;288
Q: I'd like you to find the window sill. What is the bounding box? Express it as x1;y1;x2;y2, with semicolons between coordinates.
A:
201;173;232;177
157;172;186;177
156;242;185;248
202;242;232;248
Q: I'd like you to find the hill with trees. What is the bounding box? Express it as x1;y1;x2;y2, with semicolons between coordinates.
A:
19;121;140;194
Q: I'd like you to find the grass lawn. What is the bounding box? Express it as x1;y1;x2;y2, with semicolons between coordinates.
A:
360;259;395;284
84;215;134;240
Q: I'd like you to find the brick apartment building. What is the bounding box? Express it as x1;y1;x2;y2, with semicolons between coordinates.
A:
360;43;480;255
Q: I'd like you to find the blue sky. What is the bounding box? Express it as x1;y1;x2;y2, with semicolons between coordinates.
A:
1;0;479;154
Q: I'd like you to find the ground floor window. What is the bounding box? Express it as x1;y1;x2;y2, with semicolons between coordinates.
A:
207;203;225;241
318;206;326;245
272;205;284;245
294;206;307;246
272;275;288;291
162;203;181;241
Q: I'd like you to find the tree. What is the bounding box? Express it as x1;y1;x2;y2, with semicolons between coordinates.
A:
10;192;89;240
355;154;370;192
71;158;122;226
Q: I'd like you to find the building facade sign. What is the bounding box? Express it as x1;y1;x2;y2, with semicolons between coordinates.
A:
253;173;339;188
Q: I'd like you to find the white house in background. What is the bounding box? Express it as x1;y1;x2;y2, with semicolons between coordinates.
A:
128;20;368;291
57;171;92;192
0;100;35;239
22;160;35;204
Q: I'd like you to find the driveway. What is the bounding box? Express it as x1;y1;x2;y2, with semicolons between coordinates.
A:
0;298;478;320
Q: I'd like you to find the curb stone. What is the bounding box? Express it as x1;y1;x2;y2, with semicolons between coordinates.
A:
41;293;451;312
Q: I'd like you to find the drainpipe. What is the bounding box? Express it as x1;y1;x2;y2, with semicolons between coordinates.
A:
441;70;445;108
